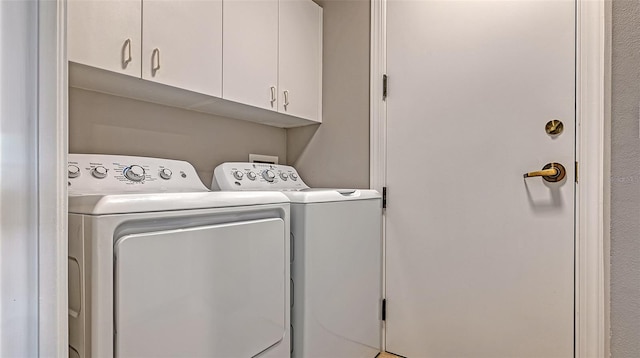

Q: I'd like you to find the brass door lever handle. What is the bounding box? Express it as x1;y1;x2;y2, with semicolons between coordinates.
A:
524;168;558;178
523;163;566;182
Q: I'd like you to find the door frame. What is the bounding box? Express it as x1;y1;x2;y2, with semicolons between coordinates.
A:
369;0;610;356
39;0;69;356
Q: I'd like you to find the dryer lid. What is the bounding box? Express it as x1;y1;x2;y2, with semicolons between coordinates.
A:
69;191;290;215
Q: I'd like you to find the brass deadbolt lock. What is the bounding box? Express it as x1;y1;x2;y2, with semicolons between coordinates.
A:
523;163;566;183
545;120;564;136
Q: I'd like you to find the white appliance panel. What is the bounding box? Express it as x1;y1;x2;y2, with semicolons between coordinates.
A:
68;154;208;194
291;200;382;358
213;162;309;191
114;218;286;357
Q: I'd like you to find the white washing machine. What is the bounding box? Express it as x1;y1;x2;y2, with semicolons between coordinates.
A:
212;163;382;358
67;154;291;358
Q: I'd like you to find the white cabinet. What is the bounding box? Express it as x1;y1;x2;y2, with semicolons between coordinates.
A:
68;0;142;78
142;0;222;97
279;0;323;122
222;0;322;121
68;0;323;127
222;0;279;111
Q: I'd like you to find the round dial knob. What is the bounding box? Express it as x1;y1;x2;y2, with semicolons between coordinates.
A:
124;165;145;182
233;171;244;180
68;165;81;178
91;166;108;179
159;168;172;180
247;171;257;181
290;173;298;181
262;170;276;182
279;172;289;181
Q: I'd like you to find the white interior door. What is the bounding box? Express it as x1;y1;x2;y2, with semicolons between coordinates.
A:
114;219;286;358
385;1;575;357
142;0;223;97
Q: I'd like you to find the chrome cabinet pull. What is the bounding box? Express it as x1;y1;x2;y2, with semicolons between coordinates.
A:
151;48;161;75
122;39;132;68
283;90;290;109
270;86;277;107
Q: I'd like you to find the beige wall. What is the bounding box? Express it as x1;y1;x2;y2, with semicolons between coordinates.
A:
69;87;286;186
287;0;370;189
610;1;640;356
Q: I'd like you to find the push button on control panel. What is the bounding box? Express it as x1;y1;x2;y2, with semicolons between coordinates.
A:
263;170;276;182
91;166;108;179
123;165;145;182
233;170;244;180
159;168;172;180
68;165;81;179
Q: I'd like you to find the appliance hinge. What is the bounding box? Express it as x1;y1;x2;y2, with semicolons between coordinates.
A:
575;161;579;183
382;187;387;209
382;298;386;321
383;74;388;101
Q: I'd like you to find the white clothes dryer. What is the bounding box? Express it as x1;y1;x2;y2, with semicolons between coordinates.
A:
212;163;382;358
67;154;291;358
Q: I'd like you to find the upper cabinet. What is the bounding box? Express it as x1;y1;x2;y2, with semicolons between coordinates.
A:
142;0;223;97
223;0;279;111
67;0;323;128
68;0;142;78
279;0;323;122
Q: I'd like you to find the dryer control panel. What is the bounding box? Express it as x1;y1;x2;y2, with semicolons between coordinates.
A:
68;154;208;194
212;162;309;191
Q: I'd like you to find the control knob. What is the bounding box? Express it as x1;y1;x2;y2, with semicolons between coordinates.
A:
262;169;276;182
247;171;257;181
290;173;298;181
159;168;172;180
68;165;81;179
124;165;145;182
279;172;288;181
233;171;244;180
91;166;108;179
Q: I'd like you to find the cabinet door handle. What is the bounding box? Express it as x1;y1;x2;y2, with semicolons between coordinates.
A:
122;39;132;68
152;48;161;75
270;86;277;107
283;90;290;109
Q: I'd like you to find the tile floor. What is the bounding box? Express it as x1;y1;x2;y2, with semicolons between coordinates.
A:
378;352;402;358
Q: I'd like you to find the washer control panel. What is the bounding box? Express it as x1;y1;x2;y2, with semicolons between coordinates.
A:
68;154;208;194
212;162;309;191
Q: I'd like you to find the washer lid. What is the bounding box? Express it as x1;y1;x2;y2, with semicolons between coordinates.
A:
283;189;381;204
69;191;290;215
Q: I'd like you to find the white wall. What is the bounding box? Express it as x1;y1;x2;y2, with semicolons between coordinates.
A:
0;1;39;356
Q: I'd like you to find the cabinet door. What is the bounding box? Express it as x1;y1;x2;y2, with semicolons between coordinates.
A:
223;0;279;111
279;0;322;122
68;0;141;77
142;0;222;97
